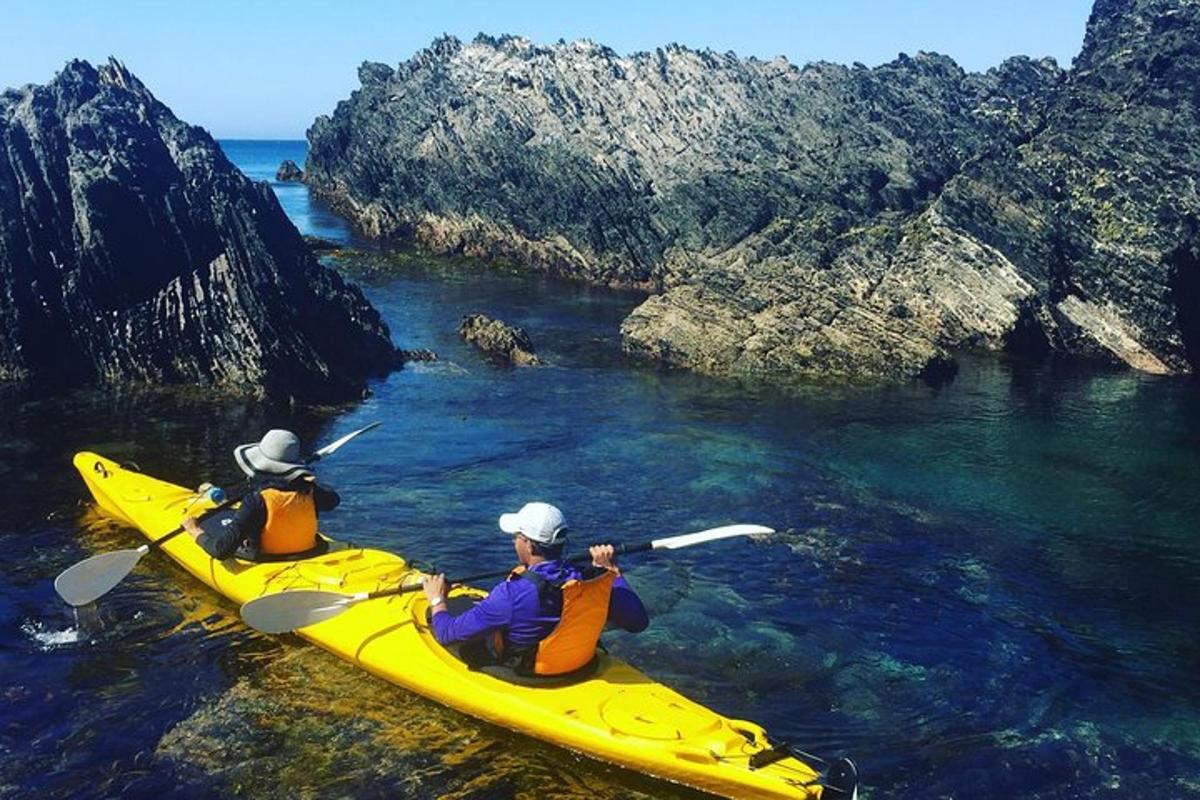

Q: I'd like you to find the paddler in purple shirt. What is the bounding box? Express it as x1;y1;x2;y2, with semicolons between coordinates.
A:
421;502;649;674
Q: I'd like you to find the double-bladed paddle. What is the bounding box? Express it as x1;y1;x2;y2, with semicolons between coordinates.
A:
54;422;381;607
240;523;773;634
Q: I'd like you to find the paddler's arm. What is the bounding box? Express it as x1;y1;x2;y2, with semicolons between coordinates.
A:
308;478;340;512
609;577;649;632
188;492;264;560
591;544;649;633
422;574;513;645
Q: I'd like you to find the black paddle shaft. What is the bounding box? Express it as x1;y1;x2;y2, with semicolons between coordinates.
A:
365;540;656;601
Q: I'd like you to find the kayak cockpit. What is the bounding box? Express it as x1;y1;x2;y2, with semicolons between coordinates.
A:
428;595;604;687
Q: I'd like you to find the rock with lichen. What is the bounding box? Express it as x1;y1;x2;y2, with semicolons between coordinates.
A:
306;0;1200;382
458;313;540;365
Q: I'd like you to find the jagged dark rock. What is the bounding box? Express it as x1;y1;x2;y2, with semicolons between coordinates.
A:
458;313;540;365
303;235;340;251
400;347;438;362
306;0;1200;382
276;159;305;182
0;59;401;401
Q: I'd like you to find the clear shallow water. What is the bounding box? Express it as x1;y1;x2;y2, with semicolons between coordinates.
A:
1;141;1198;799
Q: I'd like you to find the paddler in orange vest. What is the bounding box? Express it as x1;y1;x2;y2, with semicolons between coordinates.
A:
422;502;649;676
182;429;339;560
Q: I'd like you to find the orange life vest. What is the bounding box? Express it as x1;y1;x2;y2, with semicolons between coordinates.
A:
258;487;318;555
502;566;617;676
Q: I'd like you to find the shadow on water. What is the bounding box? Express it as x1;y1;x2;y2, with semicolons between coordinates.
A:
2;143;1199;799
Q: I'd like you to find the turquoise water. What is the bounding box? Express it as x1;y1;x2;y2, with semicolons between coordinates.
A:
0;140;1198;799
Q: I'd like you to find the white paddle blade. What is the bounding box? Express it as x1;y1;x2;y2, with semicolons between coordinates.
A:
54;549;146;606
240;590;359;634
651;524;774;551
312;422;381;460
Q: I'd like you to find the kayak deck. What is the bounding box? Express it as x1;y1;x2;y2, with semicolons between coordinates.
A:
74;452;836;799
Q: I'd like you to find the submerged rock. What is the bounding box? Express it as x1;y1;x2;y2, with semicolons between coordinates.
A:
0;59;400;400
458;313;540;365
276;159;304;181
399;347;438;362
307;1;1200;382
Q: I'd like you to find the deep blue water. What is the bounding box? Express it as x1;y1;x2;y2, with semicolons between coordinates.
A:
0;140;1198;799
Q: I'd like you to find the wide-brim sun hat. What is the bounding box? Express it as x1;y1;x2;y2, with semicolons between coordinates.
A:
234;429;311;477
499;502;568;545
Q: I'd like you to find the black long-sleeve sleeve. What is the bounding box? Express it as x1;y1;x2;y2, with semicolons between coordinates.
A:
197;491;265;560
312;483;339;512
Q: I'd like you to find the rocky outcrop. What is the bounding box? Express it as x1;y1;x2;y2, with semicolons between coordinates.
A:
276;159;305;182
458;313;540;365
400;347;438;363
306;0;1200;382
303;235;340;251
0;59;401;400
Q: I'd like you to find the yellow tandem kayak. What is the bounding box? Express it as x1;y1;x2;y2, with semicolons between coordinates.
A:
73;451;857;800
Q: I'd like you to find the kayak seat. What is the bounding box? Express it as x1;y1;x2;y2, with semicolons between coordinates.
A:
234;536;331;563
475;655;601;687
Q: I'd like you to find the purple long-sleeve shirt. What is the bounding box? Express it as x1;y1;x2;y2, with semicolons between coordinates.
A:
431;560;649;648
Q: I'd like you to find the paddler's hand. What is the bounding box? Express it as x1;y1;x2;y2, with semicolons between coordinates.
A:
589;544;620;574
182;517;203;539
422;573;448;612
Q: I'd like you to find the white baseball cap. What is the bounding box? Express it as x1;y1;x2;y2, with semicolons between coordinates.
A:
498;502;569;545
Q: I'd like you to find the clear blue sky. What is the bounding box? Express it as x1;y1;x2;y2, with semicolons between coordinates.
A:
2;0;1095;139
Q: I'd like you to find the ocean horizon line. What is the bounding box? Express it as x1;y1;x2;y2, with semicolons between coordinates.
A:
217;137;307;143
